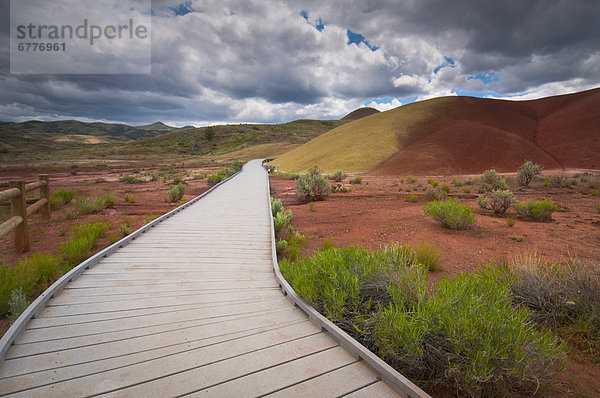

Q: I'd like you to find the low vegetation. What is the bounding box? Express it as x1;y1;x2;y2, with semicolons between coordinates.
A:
424;198;475;229
332;170;345;182
270;197;306;261
513;199;559;222
280;246;565;396
168;183;186;202
296;165;331;201
1;221;108;318
478;189;517;215
481;169;507;191
517;161;543;187
73;194;115;215
49;190;74;210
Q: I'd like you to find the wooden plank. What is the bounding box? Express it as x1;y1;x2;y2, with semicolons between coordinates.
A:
7;324;328;397
64;278;279;291
0;187;20;203
0;215;22;240
264;361;379;398
344;380;403;398
26;295;289;330
2;309;308;378
190;347;358;397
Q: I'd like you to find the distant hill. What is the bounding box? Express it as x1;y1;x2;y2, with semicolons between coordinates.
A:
341;107;380;120
269;88;600;174
0;119;187;143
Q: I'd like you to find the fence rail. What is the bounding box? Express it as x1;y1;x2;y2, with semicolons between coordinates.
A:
0;175;50;252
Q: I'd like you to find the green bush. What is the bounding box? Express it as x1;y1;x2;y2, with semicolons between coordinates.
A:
119;175;145;184
405;194;418;203
270;197;283;217
168;183;186;202
479;190;516;215
74;195;115;215
332;170;345;182
548;175;568;188
270;171;300;180
424;198;475;229
513;200;559;222
424;188;446;202
281;247;565;396
296;165;331;201
49;190;74;210
414;242;442;271
349;175;363;185
482;169;507;190
8;287;29;321
207;174;224;186
273;210;292;238
517;161;543;187
61;222;108;266
406;175;417;184
373;267;565;396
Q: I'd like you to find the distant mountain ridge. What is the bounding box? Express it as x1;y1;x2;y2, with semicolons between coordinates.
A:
341;107;380;120
0;120;189;142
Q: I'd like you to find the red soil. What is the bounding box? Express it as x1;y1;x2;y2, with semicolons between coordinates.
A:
374;88;600;175
270;173;600;397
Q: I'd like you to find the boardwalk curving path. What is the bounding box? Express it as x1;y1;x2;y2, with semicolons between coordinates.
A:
0;160;428;397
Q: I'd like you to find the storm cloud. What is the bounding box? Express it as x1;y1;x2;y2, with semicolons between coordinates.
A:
0;0;598;125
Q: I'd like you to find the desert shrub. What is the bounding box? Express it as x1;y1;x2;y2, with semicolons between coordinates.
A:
50;190;74;210
548;175;568;188
490;189;517;215
308;203;316;212
477;194;489;209
270;197;283;217
427;178;439;187
511;235;524;242
124;193;136;203
424;188;446;202
281;231;306;261
143;213;159;225
273;210;292;238
207;174;224;186
282;247;565;396
60;222;108;266
506;217;516;227
452;179;464;187
349;175;363;185
120;219;132;236
321;237;334;250
517;161;543;187
8;287;29;321
119;175;145;184
373;267;565;396
482;169;507;190
296;165;331;201
405;194;418;203
331;183;350;193
168;183;186;202
596;203;600;213
425;198;475;229
509;256;600;358
440;184;450;194
275;239;288;257
514;199;559;222
74;195;115;215
406;175;417;184
332;170;345;182
414;242;442;271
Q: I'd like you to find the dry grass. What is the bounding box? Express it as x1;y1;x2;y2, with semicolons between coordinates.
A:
269;97;453;173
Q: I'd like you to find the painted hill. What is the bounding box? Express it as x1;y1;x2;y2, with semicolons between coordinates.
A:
341;107;380;120
270;88;600;174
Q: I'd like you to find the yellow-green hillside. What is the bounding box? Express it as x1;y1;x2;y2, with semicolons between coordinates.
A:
268;97;453;173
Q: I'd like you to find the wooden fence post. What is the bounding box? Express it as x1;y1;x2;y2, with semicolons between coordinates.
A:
9;180;29;253
39;174;50;220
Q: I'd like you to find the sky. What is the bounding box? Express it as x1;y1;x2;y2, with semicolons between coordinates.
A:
0;0;599;127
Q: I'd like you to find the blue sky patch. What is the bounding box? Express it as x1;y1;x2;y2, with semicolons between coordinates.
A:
300;11;325;31
365;96;418;106
347;29;378;51
467;71;499;84
433;56;455;74
170;1;193;16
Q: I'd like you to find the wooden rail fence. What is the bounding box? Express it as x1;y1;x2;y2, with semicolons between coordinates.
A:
0;175;50;253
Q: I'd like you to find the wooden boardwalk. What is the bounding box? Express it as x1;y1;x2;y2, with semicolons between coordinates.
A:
0;160;428;397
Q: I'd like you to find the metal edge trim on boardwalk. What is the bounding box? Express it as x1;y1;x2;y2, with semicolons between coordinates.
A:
0;167;243;361
262;159;430;398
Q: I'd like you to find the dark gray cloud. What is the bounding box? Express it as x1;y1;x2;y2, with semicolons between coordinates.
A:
0;0;598;125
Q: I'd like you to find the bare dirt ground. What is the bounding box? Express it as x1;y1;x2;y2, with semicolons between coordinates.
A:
270;171;600;398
